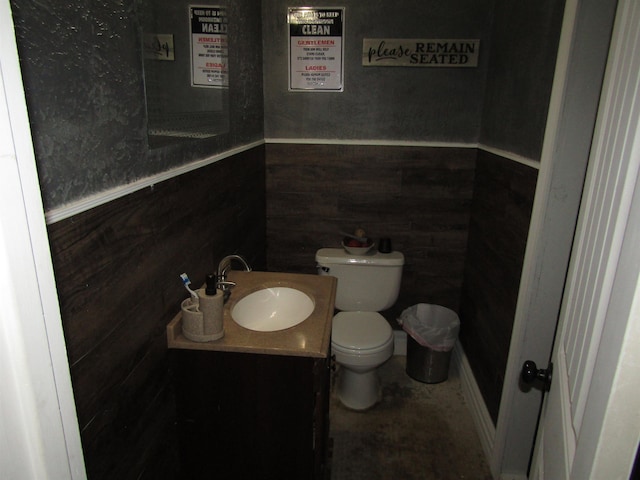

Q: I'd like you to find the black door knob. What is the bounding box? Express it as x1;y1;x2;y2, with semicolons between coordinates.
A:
521;360;552;391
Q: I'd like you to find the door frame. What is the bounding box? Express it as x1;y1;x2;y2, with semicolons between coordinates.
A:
531;0;640;474
0;2;86;478
490;0;620;477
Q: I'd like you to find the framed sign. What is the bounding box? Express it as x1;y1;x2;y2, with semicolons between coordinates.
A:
190;5;228;88
288;7;345;92
362;39;480;68
143;34;175;61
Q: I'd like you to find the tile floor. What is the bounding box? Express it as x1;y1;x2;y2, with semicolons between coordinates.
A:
329;355;493;480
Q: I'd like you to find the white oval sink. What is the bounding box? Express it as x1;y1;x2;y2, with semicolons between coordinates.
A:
231;287;314;332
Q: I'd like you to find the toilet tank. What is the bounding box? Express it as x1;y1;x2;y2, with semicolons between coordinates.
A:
316;248;404;311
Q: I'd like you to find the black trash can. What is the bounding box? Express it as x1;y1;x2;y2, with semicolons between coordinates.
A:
399;304;460;384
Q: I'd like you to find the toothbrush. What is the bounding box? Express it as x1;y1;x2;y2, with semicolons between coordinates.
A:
180;273;199;303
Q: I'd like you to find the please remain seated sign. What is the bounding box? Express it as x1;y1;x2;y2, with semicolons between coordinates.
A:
362;39;480;67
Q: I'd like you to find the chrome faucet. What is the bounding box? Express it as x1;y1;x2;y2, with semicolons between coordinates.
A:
216;254;252;301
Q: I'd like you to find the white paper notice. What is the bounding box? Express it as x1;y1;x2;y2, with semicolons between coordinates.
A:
288;7;344;92
190;5;228;88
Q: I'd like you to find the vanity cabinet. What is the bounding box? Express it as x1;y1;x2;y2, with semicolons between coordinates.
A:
170;349;331;480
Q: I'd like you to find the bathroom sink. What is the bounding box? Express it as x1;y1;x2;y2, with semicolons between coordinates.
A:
231;287;315;332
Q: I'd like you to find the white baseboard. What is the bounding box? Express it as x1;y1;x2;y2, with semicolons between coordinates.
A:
451;341;496;470
393;330;407;355
395;336;497;476
393;330;504;480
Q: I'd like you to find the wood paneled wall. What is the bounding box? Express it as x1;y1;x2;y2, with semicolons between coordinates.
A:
46;146;266;479
45;142;535;476
265;144;477;322
459;150;538;423
266;144;537;424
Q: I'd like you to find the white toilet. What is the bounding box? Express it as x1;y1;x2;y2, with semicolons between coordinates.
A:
316;247;404;410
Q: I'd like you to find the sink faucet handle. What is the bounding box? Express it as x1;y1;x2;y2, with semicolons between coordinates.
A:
205;273;236;295
216;280;237;303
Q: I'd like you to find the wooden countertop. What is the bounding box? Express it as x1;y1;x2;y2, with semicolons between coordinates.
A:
167;270;337;358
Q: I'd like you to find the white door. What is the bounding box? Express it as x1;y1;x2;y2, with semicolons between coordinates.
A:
528;0;640;478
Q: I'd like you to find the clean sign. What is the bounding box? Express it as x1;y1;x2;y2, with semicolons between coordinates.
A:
289;7;345;91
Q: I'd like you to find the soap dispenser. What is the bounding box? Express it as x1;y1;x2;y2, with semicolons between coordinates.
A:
181;275;225;342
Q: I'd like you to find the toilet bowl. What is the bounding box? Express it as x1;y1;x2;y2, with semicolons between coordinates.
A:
331;311;394;410
316;247;404;410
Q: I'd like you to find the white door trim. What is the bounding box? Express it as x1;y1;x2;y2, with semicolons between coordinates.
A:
491;0;619;476
0;2;86;478
531;0;640;472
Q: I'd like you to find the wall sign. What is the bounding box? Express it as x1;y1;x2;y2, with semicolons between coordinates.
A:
362;39;480;67
288;7;345;92
143;34;175;61
190;5;228;88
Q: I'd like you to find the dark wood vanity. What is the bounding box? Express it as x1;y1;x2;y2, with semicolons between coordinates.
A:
166;271;336;479
171;349;331;479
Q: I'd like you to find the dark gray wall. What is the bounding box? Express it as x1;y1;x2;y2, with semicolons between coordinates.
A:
263;0;564;161
262;0;494;141
11;0;563;210
458;0;564;420
479;0;565;159
10;0;263;211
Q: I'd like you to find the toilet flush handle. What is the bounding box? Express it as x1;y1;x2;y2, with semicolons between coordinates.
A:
317;265;330;274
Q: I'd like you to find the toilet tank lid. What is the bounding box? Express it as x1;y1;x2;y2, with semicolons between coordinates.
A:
316;248;404;266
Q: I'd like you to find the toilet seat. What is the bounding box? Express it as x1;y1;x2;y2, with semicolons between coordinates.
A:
331;311;393;354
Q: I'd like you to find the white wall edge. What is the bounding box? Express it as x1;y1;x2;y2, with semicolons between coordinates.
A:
45;139;265;225
265;137;476;149
478;143;541;170
452;340;496;470
393;329;407;355
265;138;540;171
498;473;529;480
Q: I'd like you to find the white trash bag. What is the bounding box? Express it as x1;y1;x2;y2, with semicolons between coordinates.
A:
398;304;460;352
